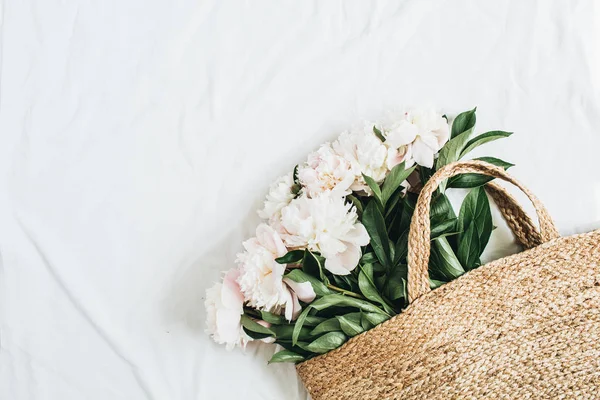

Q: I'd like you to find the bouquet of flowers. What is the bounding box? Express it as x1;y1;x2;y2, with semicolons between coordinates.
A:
205;107;513;363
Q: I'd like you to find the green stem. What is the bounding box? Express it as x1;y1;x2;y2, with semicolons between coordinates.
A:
326;284;365;299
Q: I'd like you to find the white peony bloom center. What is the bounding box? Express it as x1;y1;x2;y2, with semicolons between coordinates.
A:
298;143;355;198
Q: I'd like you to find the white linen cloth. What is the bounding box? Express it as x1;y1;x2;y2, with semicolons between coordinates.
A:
1;1;599;399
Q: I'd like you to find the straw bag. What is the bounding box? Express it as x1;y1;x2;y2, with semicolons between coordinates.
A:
296;160;600;400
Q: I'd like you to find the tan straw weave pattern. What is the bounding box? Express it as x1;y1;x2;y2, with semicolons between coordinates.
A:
297;161;600;400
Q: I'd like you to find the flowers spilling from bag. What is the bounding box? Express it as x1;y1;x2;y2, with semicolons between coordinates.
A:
205;108;513;363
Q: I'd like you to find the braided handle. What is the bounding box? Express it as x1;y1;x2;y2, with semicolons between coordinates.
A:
484;181;545;249
407;160;560;303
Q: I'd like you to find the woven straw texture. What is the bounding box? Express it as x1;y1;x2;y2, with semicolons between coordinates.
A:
296;161;600;400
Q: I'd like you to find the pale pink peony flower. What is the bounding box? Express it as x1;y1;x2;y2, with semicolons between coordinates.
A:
236;224;316;321
384;109;449;168
205;269;247;350
258;172;296;221
279;193;370;275
332;123;388;194
297;143;355;198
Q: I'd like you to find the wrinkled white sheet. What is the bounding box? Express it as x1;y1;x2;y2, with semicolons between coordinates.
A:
1;1;600;399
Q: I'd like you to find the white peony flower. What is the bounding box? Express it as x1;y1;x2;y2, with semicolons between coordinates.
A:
205;268;247;350
332;123;388;194
258;172;296;221
236;224;316;321
297;143;355;198
383;109;449;169
279;194;370;275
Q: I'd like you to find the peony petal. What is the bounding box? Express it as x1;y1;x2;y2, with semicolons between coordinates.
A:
342;223;370;246
283;288;294;321
434;124;449;148
411;138;435;168
417;132;440;151
283;278;316;303
290;291;303;320
324;255;352;275
324;244;362;275
317;234;347;257
386;121;418;148
215;308;243;345
255;223;288;257
222;269;244;310
261;336;276;344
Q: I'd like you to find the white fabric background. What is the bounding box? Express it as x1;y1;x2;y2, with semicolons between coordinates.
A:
1;1;600;399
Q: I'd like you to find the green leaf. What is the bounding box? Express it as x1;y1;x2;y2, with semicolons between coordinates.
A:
240;314;275;340
268;350;305;364
451;107;477;139
457;186;493;269
301;250;329;285
362;174;382;205
474;156;514;169
260;310;286;325
272;325;313;341
457;223;481;270
362;200;391;267
310;318;341;336
429;279;445;289
360;312;373;331
419;165;433;185
384;187;404;220
304;315;327;327
391;195;416;239
292;293;388;345
358;264;395;315
381;162;415;207
305;332;347;354
436;132;474;193
372;262;386;273
436;129;474;173
275;250;305;264
292;307;312;345
310;294;389;315
373;125;386;142
294;341;312;353
430;219;458;240
432;231;461;241
459;131;512;159
447;157;514;189
457;186;493;248
362;312;389;326
337;314;364;337
392;238;408;267
360;252;378;264
284;268;331;297
429;237;465;280
331;274;357;293
430;193;456;223
384;273;406;301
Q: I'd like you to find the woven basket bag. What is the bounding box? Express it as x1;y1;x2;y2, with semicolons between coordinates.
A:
296;160;600;400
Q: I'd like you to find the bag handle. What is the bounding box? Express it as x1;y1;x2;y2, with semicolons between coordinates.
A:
407;160;560;303
484;181;545;249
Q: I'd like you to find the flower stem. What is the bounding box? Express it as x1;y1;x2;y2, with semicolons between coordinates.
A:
326;284;366;299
